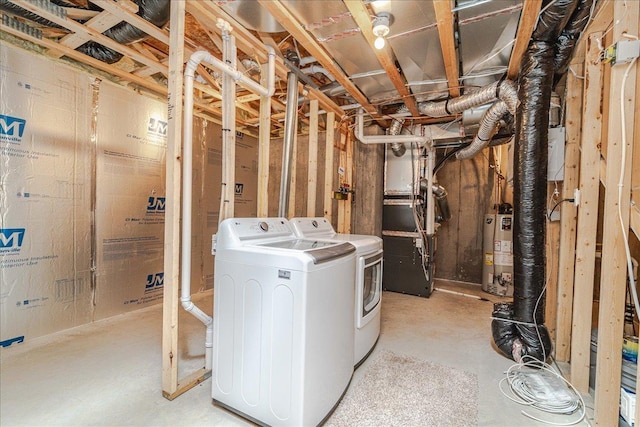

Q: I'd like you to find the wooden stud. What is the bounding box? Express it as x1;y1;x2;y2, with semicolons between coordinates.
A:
162;368;211;401
571;32;604;393
343;0;420;117
545;190;560;342
594;1;638;423
162;0;185;399
433;0;460;97
257;0;384;125
307;100;319;216
324;112;336;222
258;62;272;217
288;130;298;219
555;62;584;362
507;0;542;79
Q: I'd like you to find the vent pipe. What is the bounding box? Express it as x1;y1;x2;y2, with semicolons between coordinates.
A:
279;54;300;217
492;0;580;363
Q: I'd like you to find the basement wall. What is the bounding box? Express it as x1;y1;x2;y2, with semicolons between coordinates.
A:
0;45;258;345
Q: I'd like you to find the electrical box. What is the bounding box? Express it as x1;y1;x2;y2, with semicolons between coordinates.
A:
548;127;565;181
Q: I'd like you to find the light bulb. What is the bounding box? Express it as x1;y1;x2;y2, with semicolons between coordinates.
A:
374;36;385;50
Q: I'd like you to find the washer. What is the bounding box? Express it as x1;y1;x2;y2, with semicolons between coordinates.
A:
289;217;383;367
212;217;356;427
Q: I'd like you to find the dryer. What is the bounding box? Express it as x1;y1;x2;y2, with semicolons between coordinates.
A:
212;217;356;427
289;217;383;367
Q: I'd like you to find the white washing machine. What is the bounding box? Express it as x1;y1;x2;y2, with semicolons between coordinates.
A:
212;217;356;427
289;217;383;367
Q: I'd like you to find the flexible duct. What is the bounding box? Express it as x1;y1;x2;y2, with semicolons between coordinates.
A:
78;0;170;63
554;0;594;80
432;184;451;222
417;79;517;118
388;105;409;157
456;100;511;159
492;0;578;363
0;0;170;64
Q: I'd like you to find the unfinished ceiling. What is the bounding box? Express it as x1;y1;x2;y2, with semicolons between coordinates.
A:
0;0;540;135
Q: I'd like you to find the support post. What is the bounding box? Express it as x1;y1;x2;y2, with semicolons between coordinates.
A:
555;61;583;362
162;0;184;399
257;62;271;217
324;112;336;223
307;99;319;216
571;31;604;392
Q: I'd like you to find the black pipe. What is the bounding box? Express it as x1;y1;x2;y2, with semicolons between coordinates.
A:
77;0;170;64
554;0;595;83
492;0;581;363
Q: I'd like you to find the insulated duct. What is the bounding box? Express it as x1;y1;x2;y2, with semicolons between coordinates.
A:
456;100;511;159
492;0;579;363
388;105;409;157
417;79;517;118
0;0;170;64
78;0;170;64
554;0;594;81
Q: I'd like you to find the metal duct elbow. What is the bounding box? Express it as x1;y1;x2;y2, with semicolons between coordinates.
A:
432;184;451;222
456;101;510;160
389;105;409;157
417;79;517;118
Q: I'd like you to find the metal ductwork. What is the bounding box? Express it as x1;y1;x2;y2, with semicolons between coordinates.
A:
492;0;581;363
417;79;517;118
388;105;409;157
278;54;300;217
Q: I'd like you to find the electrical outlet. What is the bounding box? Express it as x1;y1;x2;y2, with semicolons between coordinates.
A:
574;188;581;207
547;209;561;222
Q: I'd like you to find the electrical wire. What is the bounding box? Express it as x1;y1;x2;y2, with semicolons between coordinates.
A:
547;198;575;221
499;356;587;426
617;57;640;321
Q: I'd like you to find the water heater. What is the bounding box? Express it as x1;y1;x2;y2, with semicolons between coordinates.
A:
482;214;513;296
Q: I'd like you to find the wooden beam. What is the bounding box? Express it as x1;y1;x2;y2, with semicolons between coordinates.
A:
555;62;583;362
324;112;336;223
594;1;638;424
257;0;383;124
186;1;345;119
307;100;319;216
9;0;166;75
258;62;272;217
91;0;170;45
162;0;185;399
344;0;420;116
433;0;460;97
162;368;211;401
49;3;138;59
571;32;604;393
507;0;542;79
0;18;166;95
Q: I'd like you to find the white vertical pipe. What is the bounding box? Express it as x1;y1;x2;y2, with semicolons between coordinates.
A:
426;143;436;235
180;21;275;370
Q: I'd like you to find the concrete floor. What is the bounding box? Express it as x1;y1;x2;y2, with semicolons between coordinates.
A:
0;280;593;426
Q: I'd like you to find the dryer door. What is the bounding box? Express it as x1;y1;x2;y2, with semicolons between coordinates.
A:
357;250;383;328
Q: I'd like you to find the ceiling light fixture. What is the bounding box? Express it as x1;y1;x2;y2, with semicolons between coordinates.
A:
372;12;391;50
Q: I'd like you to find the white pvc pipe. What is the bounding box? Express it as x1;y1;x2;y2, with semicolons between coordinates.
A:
426;144;436;235
355;108;429;145
180;28;275;370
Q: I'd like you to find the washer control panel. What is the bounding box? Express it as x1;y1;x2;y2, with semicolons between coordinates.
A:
230;218;293;240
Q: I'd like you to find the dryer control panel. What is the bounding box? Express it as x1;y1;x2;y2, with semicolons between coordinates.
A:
290;217;335;237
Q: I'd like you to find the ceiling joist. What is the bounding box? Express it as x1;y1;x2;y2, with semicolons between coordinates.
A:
258;0;385;125
433;0;460;98
344;0;420;117
507;0;543;79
